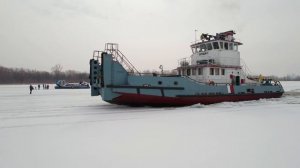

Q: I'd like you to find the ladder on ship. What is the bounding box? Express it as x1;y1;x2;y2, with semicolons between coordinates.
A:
104;43;141;75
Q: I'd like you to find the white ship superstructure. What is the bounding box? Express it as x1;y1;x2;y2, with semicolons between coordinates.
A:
178;30;248;85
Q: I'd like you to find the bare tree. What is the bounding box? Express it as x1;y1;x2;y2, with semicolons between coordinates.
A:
51;64;63;74
51;64;63;80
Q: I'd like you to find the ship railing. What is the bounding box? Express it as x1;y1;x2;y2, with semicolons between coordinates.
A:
183;76;207;84
182;75;280;87
183;76;233;86
247;75;282;84
241;58;254;76
178;57;192;67
183;76;235;86
92;50;103;60
104;43;141;76
136;72;181;77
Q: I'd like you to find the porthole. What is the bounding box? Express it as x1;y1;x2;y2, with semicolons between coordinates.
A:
158;81;162;85
174;81;178;85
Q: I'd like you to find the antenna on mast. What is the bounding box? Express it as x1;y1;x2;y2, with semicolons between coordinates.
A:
194;29;198;44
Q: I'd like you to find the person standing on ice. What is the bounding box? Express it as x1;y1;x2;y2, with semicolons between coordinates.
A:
29;84;34;94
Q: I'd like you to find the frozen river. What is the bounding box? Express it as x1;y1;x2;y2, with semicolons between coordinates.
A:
1;82;300;168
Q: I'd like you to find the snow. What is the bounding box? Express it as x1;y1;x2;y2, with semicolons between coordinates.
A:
1;82;300;168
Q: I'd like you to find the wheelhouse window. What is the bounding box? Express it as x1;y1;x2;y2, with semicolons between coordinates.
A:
220;42;224;49
198;68;203;75
197;60;208;65
192;48;195;53
200;44;206;51
192;68;196;76
234;44;238;51
213;42;219;49
206;43;213;50
215;68;220;75
183;69;186;76
187;69;191;76
221;69;225;75
210;68;214;75
229;43;233;50
224;42;228;50
196;46;200;52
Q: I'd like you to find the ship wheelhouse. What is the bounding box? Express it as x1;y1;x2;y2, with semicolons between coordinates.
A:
177;30;244;85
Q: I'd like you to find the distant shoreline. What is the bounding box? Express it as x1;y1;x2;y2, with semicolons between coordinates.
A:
0;65;89;84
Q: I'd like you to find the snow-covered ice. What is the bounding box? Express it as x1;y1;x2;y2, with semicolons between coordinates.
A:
0;82;300;168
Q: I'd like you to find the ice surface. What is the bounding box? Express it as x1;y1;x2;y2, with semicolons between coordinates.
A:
0;82;300;168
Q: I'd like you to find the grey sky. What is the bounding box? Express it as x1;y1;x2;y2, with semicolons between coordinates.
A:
0;0;299;76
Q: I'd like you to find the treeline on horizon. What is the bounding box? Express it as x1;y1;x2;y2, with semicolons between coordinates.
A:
278;75;300;81
0;65;89;84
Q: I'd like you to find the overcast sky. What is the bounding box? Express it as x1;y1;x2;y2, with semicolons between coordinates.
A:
0;0;299;76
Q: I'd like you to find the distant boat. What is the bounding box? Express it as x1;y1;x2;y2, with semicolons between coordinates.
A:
55;80;90;89
89;30;284;106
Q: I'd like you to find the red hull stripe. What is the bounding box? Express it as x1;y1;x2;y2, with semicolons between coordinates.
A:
110;92;283;107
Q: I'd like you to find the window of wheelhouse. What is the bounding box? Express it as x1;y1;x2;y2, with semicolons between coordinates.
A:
215;68;220;75
210;68;214;75
196;46;201;52
229;43;233;50
224;42;228;50
213;42;219;49
200;44;206;52
206;43;213;50
187;69;191;76
221;69;225;75
234;43;238;51
182;69;186;76
198;68;203;75
220;42;224;49
192;68;196;76
192;47;196;53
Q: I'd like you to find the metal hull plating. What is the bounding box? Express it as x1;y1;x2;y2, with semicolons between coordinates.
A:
110;92;283;107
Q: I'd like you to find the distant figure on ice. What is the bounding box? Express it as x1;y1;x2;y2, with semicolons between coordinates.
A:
29;84;34;94
38;84;40;90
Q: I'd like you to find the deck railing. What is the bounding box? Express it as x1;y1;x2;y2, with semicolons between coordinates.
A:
178;57;191;67
105;43;141;75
